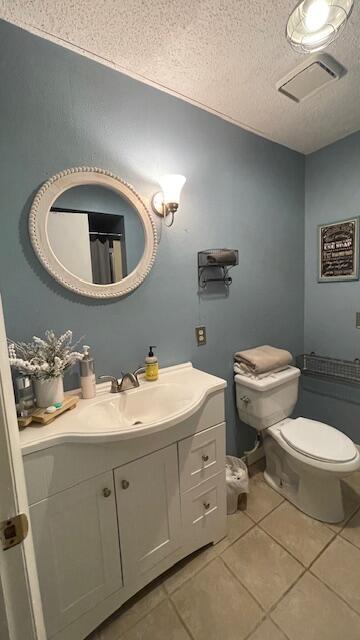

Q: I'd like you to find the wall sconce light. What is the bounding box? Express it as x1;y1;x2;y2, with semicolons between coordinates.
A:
152;174;186;227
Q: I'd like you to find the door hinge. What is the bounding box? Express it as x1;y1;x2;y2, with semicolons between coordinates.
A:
0;513;29;550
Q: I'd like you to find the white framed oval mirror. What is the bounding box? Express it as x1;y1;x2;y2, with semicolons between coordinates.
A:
29;167;157;298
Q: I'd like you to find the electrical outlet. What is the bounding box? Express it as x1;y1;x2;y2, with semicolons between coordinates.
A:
195;326;207;346
356;313;360;329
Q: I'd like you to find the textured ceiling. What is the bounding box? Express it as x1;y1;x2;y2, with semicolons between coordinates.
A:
1;0;359;154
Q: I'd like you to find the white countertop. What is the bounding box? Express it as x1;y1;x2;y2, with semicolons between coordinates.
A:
20;362;227;455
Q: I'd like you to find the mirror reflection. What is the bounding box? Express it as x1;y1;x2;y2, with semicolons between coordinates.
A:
47;185;145;285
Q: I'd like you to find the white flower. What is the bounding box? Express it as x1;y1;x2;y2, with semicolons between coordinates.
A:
8;330;83;380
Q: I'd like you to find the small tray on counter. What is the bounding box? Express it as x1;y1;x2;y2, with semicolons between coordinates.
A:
18;394;79;429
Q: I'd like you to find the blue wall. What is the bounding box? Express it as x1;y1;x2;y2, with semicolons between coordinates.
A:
0;20;305;455
303;131;360;442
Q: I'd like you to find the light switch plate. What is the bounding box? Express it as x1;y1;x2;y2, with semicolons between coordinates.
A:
195;326;207;346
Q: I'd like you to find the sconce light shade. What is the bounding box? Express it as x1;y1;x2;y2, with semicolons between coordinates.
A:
158;174;186;205
287;0;353;53
152;174;186;226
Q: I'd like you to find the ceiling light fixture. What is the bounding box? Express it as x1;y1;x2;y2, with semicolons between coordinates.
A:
286;0;354;54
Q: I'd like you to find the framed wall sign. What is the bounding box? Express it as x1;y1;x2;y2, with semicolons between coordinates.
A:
318;217;359;282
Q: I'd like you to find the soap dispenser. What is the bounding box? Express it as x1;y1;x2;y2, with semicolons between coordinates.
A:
80;345;96;399
145;346;158;381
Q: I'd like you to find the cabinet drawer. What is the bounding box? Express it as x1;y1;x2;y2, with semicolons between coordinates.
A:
178;423;225;492
181;472;226;549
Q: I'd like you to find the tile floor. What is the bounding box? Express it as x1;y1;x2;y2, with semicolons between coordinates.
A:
88;460;360;640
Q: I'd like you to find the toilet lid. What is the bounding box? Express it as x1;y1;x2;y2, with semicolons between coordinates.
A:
280;418;357;463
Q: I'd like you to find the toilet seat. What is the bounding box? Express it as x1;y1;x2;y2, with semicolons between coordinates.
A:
280;417;357;463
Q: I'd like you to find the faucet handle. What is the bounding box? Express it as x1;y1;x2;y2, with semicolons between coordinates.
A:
133;367;146;381
98;375;119;393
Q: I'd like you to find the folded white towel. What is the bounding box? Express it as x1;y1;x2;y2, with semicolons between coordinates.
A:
233;362;289;379
234;345;293;375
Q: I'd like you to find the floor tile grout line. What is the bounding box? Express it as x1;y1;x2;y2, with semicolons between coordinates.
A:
163;551;219;597
164;519;258;597
255;494;355;569
303;528;339;572
256;518;317;569
116;596;177;640
242;612;267;640
168;555;269;640
266;570;319;637
222;546;308;623
325;501;360;536
218;555;268;614
304;506;360;572
266;567;307;618
246;495;285;527
213;518;258;555
219;526;307;612
243;612;292;640
307;568;360;620
167;595;196;640
334;503;360;536
221;549;303;640
339;530;360;552
268;614;292;640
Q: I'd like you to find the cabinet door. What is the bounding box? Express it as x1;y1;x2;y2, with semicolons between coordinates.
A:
30;471;122;637
114;444;181;584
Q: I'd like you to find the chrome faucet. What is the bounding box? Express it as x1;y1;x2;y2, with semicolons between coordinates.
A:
98;375;118;393
99;367;145;393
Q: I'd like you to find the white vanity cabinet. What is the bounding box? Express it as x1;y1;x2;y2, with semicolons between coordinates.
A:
21;365;227;640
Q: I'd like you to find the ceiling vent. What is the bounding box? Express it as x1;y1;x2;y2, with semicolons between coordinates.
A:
276;54;346;103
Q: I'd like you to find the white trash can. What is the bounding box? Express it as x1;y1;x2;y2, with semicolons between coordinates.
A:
226;456;249;514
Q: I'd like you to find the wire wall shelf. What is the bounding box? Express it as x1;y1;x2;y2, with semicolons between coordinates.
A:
296;353;360;386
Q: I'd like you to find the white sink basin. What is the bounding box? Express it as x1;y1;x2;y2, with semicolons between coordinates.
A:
20;363;227;453
79;382;195;430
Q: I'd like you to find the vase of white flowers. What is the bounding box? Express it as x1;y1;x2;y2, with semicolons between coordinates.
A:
33;376;64;408
8;330;82;408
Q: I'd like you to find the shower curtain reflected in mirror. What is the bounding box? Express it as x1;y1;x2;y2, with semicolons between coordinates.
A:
90;236;112;284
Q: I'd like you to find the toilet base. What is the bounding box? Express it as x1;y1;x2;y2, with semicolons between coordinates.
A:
263;436;345;523
263;468;344;523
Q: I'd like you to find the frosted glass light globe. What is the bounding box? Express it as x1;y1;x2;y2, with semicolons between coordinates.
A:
158;175;186;204
304;0;330;31
287;0;354;53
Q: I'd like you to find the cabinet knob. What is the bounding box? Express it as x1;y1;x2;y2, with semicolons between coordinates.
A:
122;480;130;490
203;501;210;510
102;488;112;498
202;454;209;462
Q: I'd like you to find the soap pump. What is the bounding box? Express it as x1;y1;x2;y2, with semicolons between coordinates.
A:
145;346;158;381
79;345;96;399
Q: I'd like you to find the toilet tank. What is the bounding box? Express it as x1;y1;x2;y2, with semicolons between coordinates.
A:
235;366;300;431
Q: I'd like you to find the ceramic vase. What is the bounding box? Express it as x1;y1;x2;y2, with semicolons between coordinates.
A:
33;376;64;408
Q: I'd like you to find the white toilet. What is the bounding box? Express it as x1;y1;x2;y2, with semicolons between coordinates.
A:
235;366;360;523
